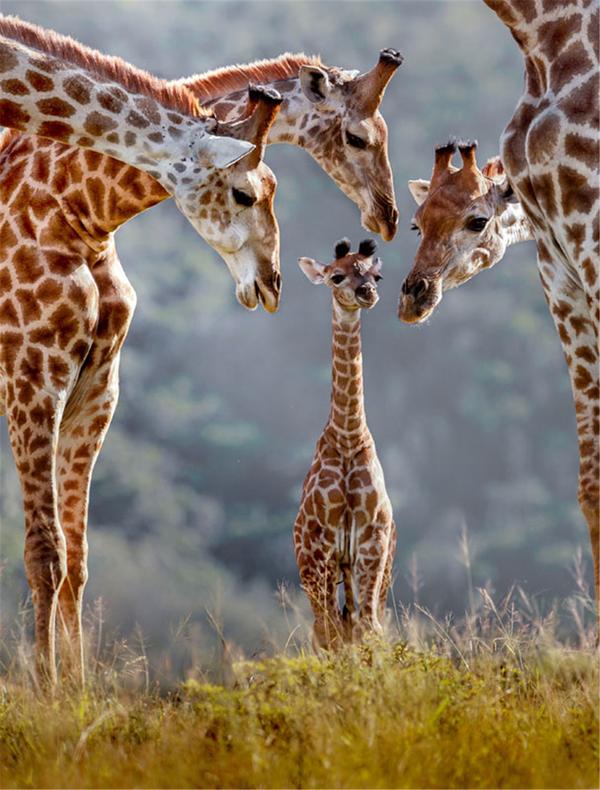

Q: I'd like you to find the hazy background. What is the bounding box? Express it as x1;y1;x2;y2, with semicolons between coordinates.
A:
0;1;590;669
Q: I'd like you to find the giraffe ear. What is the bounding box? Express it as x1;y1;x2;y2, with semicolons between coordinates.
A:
299;65;332;103
298;256;326;284
200;134;255;169
408;179;430;206
481;156;505;182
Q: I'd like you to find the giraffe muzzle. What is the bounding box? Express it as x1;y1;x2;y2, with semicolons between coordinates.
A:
397;276;442;323
355;284;379;308
255;276;281;314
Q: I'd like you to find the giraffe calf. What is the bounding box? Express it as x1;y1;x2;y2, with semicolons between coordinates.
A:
294;238;396;649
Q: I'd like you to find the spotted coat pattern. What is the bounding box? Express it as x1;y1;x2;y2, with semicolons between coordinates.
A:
294;275;395;650
486;0;599;602
0;18;283;687
192;49;403;241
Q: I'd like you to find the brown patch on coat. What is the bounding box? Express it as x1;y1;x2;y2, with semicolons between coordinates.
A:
564;132;598;169
36;97;76;117
84;111;118;137
37;120;73;142
25;69;54;91
0;98;31;129
1;78;29;95
13;246;43;284
558;165;597;215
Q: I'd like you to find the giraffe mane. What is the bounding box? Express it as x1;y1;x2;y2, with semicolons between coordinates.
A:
174;52;327;103
0;15;208;117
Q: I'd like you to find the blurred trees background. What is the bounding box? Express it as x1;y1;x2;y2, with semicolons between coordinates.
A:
0;1;590;666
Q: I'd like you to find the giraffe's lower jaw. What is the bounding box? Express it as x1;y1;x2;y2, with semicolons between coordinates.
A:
356;296;378;310
397;294;438;324
236;282;259;311
256;281;280;314
361;206;398;241
235;281;280;313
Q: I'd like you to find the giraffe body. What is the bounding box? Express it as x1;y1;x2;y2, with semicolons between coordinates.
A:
0;30;402;684
294;240;396;649
398;0;599;603
487;0;599;602
0;17;287;686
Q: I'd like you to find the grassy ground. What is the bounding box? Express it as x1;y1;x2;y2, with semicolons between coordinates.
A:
1;593;598;789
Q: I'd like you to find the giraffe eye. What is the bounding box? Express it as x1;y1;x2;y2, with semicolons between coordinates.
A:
330;274;346;284
345;131;367;149
410;222;421;236
232;187;256;207
373;274;383;282
466;216;489;232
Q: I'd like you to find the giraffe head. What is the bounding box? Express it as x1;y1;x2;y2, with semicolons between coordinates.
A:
398;140;526;323
298;238;382;310
297;49;403;241
174;86;283;312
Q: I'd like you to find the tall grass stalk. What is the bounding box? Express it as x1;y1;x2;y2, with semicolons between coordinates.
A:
0;582;597;789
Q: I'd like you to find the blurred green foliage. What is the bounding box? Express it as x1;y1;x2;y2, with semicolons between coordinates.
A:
1;641;597;788
0;1;590;660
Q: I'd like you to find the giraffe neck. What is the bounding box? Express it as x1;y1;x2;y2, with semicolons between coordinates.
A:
325;298;369;452
56;146;169;241
483;0;594;95
0;32;213;196
484;0;583;53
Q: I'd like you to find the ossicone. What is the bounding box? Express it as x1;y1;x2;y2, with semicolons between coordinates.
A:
358;238;377;257
248;84;284;106
379;48;404;67
334;238;351;259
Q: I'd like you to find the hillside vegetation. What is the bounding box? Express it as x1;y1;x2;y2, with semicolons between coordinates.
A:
1;595;597;789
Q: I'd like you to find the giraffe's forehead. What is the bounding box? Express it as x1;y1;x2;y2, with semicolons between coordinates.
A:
352;258;373;276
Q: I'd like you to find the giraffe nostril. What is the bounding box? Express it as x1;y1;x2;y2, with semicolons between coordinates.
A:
273;271;282;291
413;278;429;299
356;284;375;300
404;278;429;300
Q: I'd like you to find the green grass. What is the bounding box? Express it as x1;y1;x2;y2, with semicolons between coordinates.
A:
1;630;598;789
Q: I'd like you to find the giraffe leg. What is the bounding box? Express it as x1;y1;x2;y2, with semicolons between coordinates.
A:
353;523;391;642
378;521;397;623
57;251;135;682
6;383;67;687
300;562;345;650
540;260;599;609
294;515;344;649
56;358;121;683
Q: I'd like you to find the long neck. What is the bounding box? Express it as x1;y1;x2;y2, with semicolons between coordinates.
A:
484;0;582;51
55;145;169;240
325;299;368;451
0;33;209;194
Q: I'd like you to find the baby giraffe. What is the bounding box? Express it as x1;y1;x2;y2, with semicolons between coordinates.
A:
295;238;396;649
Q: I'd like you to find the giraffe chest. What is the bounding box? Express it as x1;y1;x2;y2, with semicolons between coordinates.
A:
502;77;599;276
299;442;392;558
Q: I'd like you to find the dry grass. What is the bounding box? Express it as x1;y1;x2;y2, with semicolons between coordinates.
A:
1;563;598;789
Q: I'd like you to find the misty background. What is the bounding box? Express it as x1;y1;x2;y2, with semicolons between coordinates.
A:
0;1;590;669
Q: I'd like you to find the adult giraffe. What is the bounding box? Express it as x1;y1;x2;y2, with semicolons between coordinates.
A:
177;47;403;240
399;0;599;606
0;16;286;686
1;22;401;684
